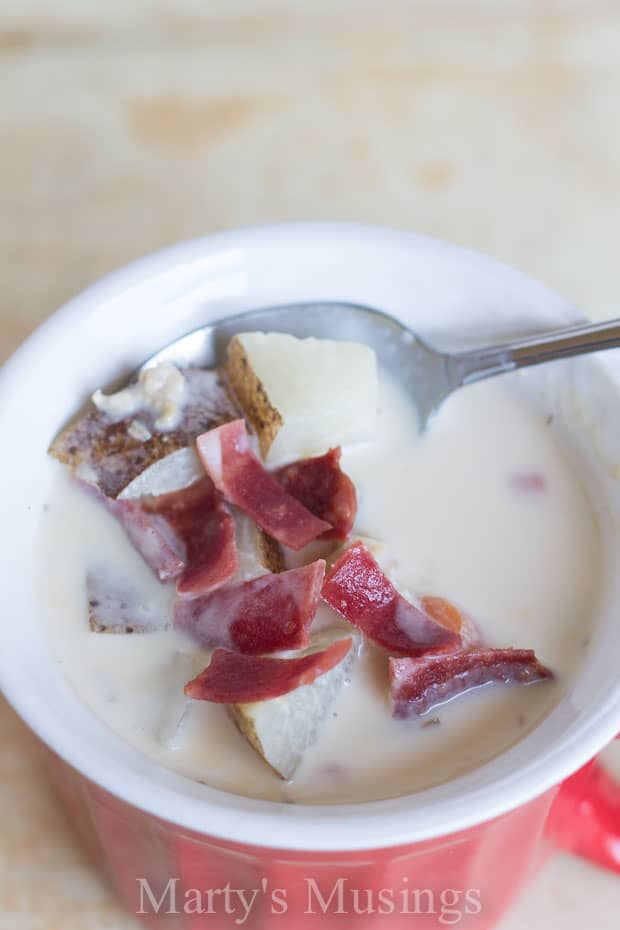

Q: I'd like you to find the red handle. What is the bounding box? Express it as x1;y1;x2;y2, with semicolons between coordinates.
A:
547;751;620;874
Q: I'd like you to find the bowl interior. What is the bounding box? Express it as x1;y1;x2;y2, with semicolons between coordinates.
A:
2;222;620;851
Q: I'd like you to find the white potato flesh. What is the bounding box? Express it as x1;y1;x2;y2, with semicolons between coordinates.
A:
119;447;204;499
230;636;357;780
235;332;378;464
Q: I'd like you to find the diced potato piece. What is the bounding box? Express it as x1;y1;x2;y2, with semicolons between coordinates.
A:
50;368;238;499
233;510;284;579
158;698;196;752
229;635;356;779
118;447;204;499
226;332;377;464
157;651;205;750
86;569;172;633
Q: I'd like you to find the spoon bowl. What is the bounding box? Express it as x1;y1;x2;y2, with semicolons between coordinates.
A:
142;301;620;430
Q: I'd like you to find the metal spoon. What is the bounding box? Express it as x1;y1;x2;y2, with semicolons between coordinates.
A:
141;302;620;429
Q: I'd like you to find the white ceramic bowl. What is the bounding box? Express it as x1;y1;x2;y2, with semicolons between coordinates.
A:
1;222;620;854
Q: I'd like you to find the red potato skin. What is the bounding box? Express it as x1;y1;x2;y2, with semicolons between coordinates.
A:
321;543;461;657
184;637;353;703
273;447;357;541
390;648;554;718
174;560;325;654
196;420;332;550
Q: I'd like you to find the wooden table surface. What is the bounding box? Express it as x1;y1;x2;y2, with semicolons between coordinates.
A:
1;2;619;927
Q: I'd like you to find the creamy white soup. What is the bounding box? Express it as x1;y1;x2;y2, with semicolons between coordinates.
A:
37;367;599;804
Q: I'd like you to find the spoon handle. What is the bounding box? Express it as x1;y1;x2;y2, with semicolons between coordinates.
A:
448;317;620;387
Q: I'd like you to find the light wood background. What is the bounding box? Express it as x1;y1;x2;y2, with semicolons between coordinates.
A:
1;2;619;927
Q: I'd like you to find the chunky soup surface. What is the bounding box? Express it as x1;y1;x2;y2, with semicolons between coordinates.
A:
37;372;599;803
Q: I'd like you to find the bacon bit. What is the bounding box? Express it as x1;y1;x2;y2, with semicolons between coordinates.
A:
174;561;325;654
321;544;461;657
185;638;353;703
109;478;238;595
510;472;547;492
273;448;357;541
107;496;185;581
390;648;554;718
421;596;482;648
143;479;238;596
196;420;332;550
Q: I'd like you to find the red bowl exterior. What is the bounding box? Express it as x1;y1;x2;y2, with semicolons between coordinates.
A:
48;750;557;930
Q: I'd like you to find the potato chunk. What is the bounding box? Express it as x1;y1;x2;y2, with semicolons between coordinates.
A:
226;332;377;464
228;635;356;779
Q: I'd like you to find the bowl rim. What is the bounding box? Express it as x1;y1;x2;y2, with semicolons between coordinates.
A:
2;220;620;852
